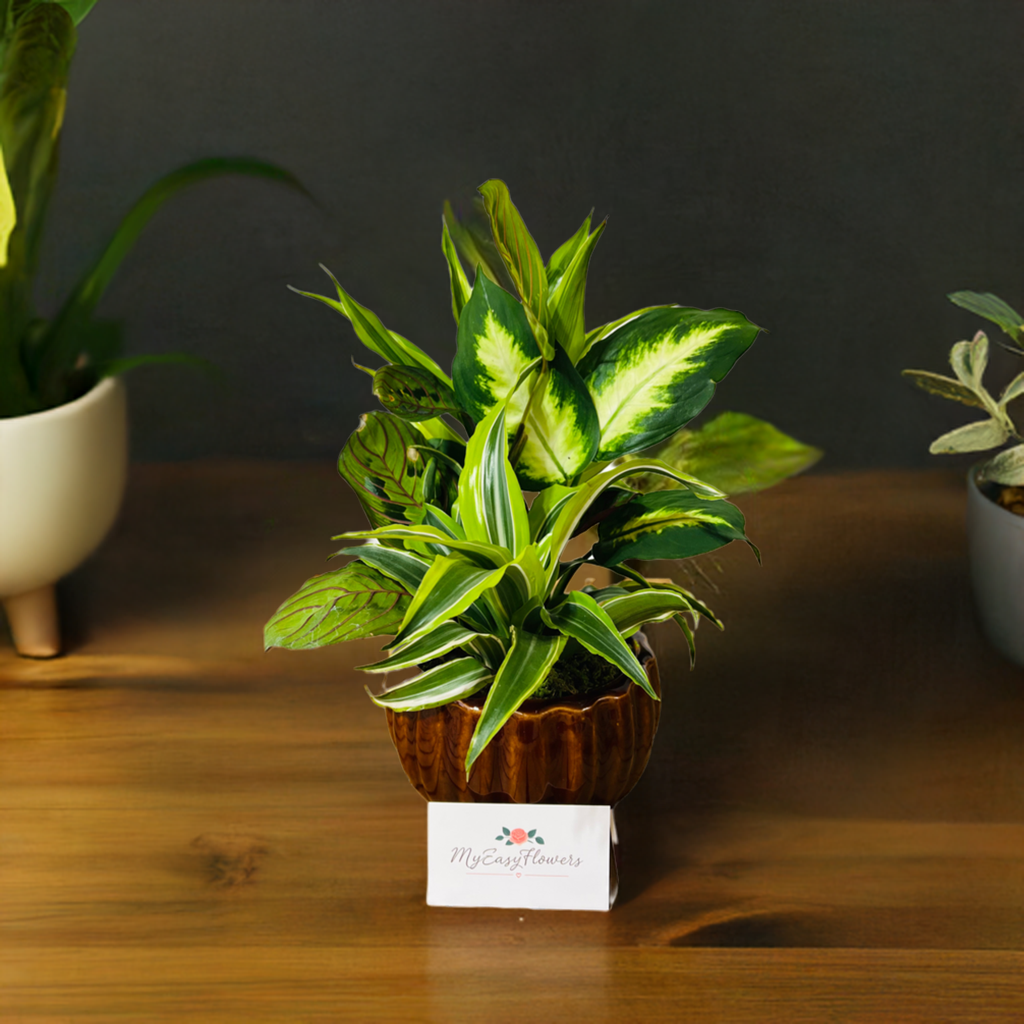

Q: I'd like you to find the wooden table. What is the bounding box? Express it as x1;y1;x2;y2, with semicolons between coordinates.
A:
2;464;1023;1021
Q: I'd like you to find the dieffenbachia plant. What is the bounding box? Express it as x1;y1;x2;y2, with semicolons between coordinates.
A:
903;291;1024;485
265;180;820;773
0;0;305;418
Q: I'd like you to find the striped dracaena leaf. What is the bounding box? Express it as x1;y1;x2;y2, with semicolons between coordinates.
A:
373;364;462;422
902;369;986;409
358;621;485;672
616;575;723;629
541;591;654;698
478;179;548;333
291;265;452;387
593;490;749;565
367;656;492;712
597;588;707;635
465;628;567;772
528;484;576;543
948;291;1024;345
338;412;427;528
546;220;605;364
337;523;510;568
442;217;472;325
459;403;530;555
390;554;510;649
579;306;761;460
264;563;410;651
635;412;823;496
546;212;592;291
543;457;724;570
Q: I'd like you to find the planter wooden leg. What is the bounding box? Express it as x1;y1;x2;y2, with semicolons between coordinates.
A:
3;584;61;658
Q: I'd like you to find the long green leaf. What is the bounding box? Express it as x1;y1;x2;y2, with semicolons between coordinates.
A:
528;484;576;543
546;212;592;290
635;412;823;495
540;590;654;697
367;656;492;712
338;411;426;528
291;265;452;387
52;0;99;24
443;198;512;291
948;291;1024;345
336;523;510;568
441;217;472;325
597;588;704;634
391;554;509;649
478;179;547;331
579;306;761;460
458;402;530;555
358;621;484;672
36;158;307;404
546;220;605;364
465;628;566;772
372;363;462;421
264;563;410;651
594;490;749;564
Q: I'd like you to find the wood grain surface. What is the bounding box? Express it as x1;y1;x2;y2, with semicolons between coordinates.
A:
2;464;1023;1021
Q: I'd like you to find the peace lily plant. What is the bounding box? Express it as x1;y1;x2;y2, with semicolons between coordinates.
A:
0;0;301;419
265;180;820;775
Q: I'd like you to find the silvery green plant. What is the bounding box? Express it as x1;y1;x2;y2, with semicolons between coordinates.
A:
903;291;1024;485
265;180;820;773
0;0;302;418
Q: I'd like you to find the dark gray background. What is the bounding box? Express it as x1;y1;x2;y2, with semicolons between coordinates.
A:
36;0;1024;468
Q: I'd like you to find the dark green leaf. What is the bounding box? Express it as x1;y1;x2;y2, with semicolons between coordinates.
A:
579;306;761;460
52;0;99;24
536;837;545;845
948;291;1024;345
373;363;462;421
636;412;823;495
338;411;426;528
502;827;511;836
264;563;410;650
594;490;749;564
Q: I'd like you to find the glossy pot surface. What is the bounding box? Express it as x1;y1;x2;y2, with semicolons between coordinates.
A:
386;637;661;804
967;469;1024;667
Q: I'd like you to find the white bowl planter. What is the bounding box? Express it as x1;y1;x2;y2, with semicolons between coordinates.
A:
967;468;1024;668
0;377;127;657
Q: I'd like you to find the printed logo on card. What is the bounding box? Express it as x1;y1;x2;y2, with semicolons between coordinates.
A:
449;823;583;878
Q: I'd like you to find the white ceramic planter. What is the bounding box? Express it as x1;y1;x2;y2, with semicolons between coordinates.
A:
966;468;1024;668
0;377;127;656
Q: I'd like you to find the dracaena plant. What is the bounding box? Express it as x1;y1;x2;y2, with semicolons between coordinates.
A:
0;0;303;418
903;291;1024;486
265;180;820;773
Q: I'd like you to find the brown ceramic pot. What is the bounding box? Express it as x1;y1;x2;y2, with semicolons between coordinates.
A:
385;635;661;804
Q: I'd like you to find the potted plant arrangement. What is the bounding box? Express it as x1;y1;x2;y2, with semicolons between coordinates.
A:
265;179;820;804
0;0;302;657
903;291;1024;666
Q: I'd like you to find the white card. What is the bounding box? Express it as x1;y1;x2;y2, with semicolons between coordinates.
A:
426;803;612;912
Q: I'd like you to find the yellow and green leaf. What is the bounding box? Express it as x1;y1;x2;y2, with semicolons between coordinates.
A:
367;656;492;712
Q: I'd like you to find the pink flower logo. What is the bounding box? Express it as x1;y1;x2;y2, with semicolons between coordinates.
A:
495;826;545;846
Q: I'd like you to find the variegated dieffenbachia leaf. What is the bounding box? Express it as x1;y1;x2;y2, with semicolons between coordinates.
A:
465;628;567;772
579;306;761;461
593;490;749;565
546;220;605;364
367;656;493;712
948;291;1024;346
453;273;541;430
514;343;600;488
372;364;463;422
633;412;822;495
478;179;548;335
264;563;410;650
338;411;426;528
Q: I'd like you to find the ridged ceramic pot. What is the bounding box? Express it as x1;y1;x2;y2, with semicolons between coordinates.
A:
386;635;661;804
0;377;127;656
967;469;1024;668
